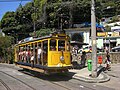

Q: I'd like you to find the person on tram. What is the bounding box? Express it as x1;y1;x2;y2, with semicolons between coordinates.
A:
37;47;42;64
30;50;34;68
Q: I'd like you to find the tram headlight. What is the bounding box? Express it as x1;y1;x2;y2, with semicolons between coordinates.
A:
60;56;64;61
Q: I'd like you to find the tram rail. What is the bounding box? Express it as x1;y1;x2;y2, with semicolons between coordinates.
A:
0;79;11;90
0;63;96;90
0;71;36;90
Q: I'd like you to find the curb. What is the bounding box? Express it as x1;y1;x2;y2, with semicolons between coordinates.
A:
71;72;110;83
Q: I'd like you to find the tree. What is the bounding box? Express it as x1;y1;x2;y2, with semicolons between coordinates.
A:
1;0;120;41
30;28;53;37
0;12;17;32
0;2;35;41
0;36;14;63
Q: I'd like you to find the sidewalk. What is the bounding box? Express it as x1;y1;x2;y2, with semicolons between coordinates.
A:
68;65;110;83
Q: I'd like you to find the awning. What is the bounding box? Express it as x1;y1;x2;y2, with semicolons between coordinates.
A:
111;26;120;32
70;41;88;45
104;40;116;44
112;46;120;50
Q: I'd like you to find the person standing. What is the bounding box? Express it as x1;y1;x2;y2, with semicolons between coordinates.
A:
81;51;87;68
30;50;34;68
105;51;111;70
37;47;42;64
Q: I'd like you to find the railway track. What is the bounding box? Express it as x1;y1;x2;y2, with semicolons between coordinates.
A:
0;64;101;90
0;70;72;90
20;70;96;90
19;70;72;90
0;79;11;90
0;71;36;90
48;75;96;90
0;65;73;90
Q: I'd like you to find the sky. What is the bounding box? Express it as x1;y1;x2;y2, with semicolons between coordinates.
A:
0;0;31;20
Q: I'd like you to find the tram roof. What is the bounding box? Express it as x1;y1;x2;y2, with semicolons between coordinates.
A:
16;35;52;46
15;32;67;46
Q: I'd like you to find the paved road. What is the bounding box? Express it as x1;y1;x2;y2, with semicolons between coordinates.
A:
96;64;120;90
0;63;117;90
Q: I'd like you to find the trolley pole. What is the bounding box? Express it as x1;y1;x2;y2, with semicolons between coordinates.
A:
91;0;97;78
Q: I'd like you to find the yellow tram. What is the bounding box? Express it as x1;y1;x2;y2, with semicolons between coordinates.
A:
14;31;72;74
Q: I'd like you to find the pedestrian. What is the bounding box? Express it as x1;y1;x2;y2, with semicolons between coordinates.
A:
81;51;87;68
72;47;77;56
105;51;111;70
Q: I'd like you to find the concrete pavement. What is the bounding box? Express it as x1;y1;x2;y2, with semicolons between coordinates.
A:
68;64;110;83
96;63;120;90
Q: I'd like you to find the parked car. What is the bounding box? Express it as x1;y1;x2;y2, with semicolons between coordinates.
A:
83;46;92;53
78;46;92;53
112;46;120;52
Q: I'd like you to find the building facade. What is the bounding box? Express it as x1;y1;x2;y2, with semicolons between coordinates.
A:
65;28;120;52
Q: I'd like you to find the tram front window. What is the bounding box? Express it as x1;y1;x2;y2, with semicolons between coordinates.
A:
58;40;65;51
50;39;56;51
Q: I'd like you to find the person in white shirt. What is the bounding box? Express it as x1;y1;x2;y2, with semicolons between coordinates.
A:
37;47;42;64
30;51;34;68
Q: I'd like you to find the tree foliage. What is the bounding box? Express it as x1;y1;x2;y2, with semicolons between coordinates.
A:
0;36;14;63
33;28;53;37
0;0;119;63
0;0;120;41
0;12;16;29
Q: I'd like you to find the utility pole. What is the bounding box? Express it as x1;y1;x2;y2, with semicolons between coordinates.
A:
91;0;97;78
60;14;63;31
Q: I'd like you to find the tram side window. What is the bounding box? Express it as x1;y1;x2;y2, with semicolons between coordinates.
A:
38;43;41;48
50;39;56;51
43;40;48;53
34;43;38;64
43;40;48;65
18;47;21;61
58;40;65;51
16;47;20;61
19;46;25;62
31;44;34;56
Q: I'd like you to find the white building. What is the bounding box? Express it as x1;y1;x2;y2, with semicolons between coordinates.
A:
65;28;120;52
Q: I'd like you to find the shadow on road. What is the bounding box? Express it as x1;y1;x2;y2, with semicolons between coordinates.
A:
19;69;74;82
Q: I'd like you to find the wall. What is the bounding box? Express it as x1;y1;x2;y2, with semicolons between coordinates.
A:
96;52;120;64
75;52;120;64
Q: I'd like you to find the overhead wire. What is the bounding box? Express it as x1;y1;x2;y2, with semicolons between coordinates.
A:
0;0;31;2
